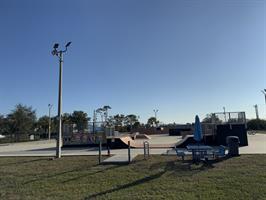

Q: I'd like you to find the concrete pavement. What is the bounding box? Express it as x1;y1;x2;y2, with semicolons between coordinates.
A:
0;134;264;158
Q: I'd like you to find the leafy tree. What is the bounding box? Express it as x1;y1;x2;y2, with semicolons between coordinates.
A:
202;114;222;123
113;114;125;127
102;105;111;122
70;111;90;131
147;117;158;127
7;104;37;141
62;113;72;124
125;114;140;131
247;119;266;130
36;116;50;137
96;108;104;122
0;115;10;135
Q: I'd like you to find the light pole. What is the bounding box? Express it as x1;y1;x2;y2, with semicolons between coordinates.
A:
223;107;226;122
262;89;266;118
254;104;259;119
52;41;71;158
153;109;158;127
48;104;53;140
262;89;266;103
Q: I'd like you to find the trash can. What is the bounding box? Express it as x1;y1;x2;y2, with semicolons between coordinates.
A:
226;136;240;156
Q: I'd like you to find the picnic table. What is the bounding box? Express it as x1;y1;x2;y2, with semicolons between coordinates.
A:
186;144;213;162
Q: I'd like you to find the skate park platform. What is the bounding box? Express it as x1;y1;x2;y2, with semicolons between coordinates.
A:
107;134;179;149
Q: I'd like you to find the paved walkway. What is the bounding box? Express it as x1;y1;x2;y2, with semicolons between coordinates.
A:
0;134;264;160
239;133;266;154
102;154;138;163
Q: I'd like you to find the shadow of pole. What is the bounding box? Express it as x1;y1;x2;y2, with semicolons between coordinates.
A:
85;171;165;199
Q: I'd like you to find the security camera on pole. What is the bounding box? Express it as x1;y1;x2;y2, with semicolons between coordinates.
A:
51;41;71;158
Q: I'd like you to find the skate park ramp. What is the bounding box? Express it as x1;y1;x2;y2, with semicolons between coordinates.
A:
175;134;216;148
108;134;178;149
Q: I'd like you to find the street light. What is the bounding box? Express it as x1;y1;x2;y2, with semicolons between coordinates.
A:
48;104;53;140
261;89;266;104
51;41;72;158
153;109;158;127
262;89;266;118
223;107;226;122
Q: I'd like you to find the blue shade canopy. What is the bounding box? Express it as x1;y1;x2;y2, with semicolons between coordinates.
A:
194;115;203;142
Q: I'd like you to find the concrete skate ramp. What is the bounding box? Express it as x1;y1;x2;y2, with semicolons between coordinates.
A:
108;136;176;149
175;134;215;148
135;134;151;140
120;136;143;148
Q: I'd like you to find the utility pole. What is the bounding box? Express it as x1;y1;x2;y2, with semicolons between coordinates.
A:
153;109;158;127
254;104;259;119
51;42;71;159
48;104;53;140
93;110;96;134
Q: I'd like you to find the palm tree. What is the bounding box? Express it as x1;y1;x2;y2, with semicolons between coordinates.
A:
96;108;104;123
102;105;111;122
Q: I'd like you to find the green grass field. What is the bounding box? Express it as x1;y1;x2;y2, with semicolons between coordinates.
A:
0;155;265;200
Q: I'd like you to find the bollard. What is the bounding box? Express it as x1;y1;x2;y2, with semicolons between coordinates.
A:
128;141;131;163
143;142;146;159
98;140;102;164
147;142;150;157
143;141;150;160
107;145;111;156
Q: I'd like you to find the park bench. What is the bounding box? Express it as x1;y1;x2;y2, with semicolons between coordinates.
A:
175;148;187;161
212;145;227;158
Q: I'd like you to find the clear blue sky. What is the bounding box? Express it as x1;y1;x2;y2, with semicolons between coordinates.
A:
0;0;265;123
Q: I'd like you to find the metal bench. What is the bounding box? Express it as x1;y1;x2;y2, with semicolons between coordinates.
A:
175;148;186;161
212;145;227;158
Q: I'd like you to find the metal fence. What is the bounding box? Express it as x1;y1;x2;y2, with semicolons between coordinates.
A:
206;112;246;124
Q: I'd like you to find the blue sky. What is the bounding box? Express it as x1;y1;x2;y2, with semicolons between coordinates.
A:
0;0;265;123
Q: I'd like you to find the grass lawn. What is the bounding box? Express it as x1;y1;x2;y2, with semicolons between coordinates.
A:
0;155;266;200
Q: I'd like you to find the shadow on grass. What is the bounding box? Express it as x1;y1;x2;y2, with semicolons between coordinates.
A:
23;164;123;185
29;147;56;151
0;158;48;167
148;156;233;178
85;171;165;199
61;165;124;183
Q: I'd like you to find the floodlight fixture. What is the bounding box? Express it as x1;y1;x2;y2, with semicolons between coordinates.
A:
65;42;72;48
53;43;59;49
51;49;57;56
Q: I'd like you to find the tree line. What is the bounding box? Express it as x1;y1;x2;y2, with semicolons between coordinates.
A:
0;104;159;142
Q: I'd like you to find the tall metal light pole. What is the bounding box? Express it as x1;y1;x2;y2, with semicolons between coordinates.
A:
51;42;71;158
262;89;266;118
223;107;226;122
254;104;259;119
48;104;53;140
262;89;266;103
153;109;158;127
